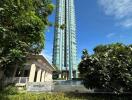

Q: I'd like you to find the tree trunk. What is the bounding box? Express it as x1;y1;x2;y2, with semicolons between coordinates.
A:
12;64;18;77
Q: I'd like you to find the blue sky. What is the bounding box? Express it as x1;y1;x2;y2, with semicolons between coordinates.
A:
41;0;132;63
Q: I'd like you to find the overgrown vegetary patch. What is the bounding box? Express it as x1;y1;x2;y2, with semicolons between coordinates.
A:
0;84;132;100
0;91;132;100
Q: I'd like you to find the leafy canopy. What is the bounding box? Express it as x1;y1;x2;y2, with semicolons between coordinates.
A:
0;0;54;75
78;43;132;93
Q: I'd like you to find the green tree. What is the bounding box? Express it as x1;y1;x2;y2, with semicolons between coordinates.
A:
0;0;54;77
78;43;132;93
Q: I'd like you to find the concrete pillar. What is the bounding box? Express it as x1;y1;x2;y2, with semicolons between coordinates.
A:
45;72;52;81
47;72;50;81
36;69;42;82
59;74;61;79
45;72;50;81
29;64;36;82
49;73;52;81
75;71;78;78
44;72;47;81
41;70;45;82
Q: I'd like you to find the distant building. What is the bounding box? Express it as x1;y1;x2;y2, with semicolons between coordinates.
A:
53;0;77;79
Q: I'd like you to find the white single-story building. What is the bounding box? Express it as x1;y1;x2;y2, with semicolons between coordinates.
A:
4;55;55;85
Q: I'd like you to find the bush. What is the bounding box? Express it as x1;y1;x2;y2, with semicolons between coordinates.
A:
78;43;132;93
2;84;18;95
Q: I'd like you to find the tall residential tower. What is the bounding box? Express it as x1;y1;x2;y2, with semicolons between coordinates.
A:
53;0;77;79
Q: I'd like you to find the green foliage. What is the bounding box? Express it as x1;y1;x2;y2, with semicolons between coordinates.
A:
2;84;18;95
0;93;78;100
78;43;132;93
60;24;66;30
54;23;66;30
0;0;54;76
54;22;59;28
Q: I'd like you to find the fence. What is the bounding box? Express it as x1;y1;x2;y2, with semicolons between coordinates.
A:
26;80;93;93
6;77;28;83
53;80;93;93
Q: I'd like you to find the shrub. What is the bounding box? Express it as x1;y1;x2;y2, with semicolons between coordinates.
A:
3;84;18;95
79;43;132;93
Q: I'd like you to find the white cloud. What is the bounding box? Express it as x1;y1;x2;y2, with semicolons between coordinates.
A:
106;33;115;38
120;19;132;28
98;0;132;28
40;50;52;64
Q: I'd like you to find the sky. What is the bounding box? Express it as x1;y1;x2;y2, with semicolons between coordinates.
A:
41;0;132;63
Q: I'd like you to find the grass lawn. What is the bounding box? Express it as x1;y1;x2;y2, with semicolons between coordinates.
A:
0;85;132;100
0;92;132;100
0;92;84;100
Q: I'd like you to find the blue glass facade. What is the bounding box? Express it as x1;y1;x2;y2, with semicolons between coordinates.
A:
53;0;77;79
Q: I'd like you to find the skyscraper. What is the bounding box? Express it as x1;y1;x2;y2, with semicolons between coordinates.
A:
53;0;77;79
